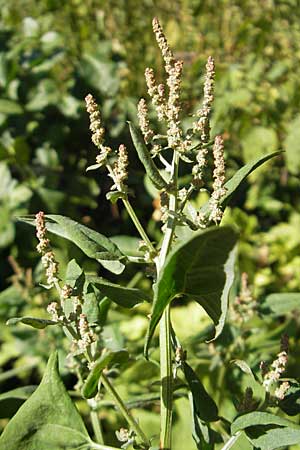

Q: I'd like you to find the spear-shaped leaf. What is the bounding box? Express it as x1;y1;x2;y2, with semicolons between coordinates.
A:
200;151;282;221
129;121;168;190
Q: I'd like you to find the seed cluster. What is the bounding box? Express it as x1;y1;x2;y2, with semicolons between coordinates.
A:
35;211;59;287
209;135;227;224
262;334;290;400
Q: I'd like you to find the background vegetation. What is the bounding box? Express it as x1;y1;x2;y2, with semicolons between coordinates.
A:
1;1;300;448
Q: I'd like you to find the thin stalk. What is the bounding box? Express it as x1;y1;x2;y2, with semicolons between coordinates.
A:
100;373;150;447
89;442;121;450
156;150;180;450
123;198;156;254
220;431;242;450
90;409;104;444
106;163;155;255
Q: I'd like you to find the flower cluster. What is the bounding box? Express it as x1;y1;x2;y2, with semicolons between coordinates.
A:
262;334;290;400
192;56;215;144
35;212;59;287
152;17;175;72
137;98;154;143
111;144;129;189
77;313;96;353
208;135;227;224
231;273;257;324
47;301;64;323
144;68;167;122
85;94;105;148
191;56;215;187
85;94;112;167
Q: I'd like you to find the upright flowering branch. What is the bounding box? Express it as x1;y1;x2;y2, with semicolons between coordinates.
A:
85;94;156;256
191;56;215;187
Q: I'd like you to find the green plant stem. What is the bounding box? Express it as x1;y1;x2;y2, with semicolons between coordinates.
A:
156;150;180;450
106;163;155;255
100;373;150;448
159;306;172;450
89;441;121;450
90;409;104;444
220;431;242;450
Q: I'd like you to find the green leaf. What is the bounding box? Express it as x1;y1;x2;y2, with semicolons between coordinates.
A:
6;316;57;329
144;226;237;357
83;284;100;324
183;362;218;422
110;235;142;257
0;386;36;419
86;163;102;172
199;151;282;221
106;191;128;203
232;412;300;449
65;259;85;294
231;360;256;380
261;293;300;316
0;99;23;115
128;121;168;190
188;393;219;450
0;352;90;450
246;427;300;450
30;424;91;449
231;411;300;434
87;276;151;308
18;214;126;274
82;350;129;399
279;383;300;416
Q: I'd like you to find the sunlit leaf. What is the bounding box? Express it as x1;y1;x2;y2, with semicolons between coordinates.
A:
144;226;237;357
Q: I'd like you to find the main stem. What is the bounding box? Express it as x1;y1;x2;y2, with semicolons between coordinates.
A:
157;151;179;450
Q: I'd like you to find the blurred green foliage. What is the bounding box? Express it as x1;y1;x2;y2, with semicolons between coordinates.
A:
1;1;300;448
